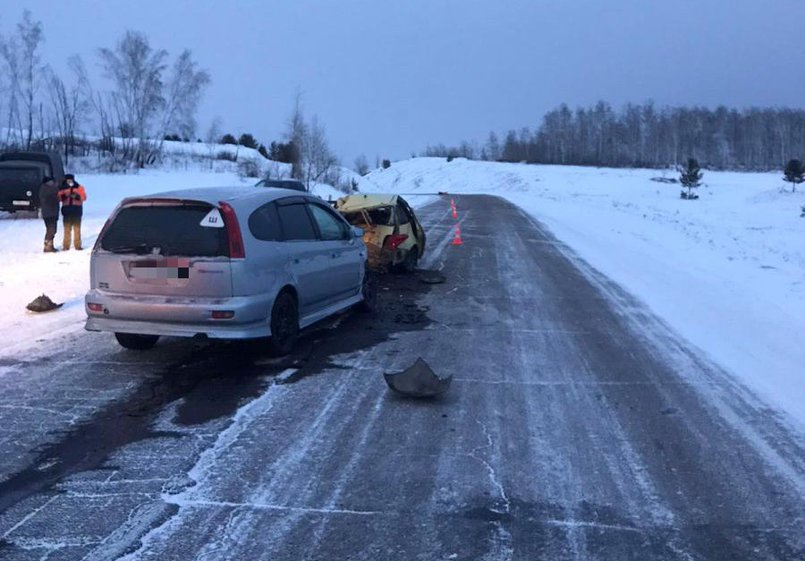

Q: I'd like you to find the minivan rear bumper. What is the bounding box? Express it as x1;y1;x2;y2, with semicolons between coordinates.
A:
84;290;273;339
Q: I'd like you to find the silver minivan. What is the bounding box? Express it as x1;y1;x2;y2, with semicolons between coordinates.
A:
85;187;371;354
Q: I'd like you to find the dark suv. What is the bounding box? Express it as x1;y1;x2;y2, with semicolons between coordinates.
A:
0;152;65;213
254;178;306;192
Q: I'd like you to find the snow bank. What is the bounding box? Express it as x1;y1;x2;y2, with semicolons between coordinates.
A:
360;158;805;426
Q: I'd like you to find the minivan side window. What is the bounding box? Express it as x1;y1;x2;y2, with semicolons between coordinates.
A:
308;204;348;241
248;202;281;241
277;202;317;241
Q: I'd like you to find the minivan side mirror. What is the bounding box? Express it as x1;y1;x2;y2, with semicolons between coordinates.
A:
352;226;364;239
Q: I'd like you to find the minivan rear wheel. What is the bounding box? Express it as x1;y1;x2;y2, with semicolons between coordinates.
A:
115;333;160;350
356;269;377;313
268;291;299;356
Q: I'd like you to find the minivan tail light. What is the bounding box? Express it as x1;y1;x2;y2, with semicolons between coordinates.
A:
219;201;245;259
383;234;408;251
87;303;103;313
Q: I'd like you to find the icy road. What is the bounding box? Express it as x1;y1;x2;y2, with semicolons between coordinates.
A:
0;196;802;560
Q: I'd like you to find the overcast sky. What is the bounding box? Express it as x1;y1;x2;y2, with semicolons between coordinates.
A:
11;0;805;163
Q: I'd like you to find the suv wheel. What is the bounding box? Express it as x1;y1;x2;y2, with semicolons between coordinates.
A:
268;291;299;356
115;333;160;350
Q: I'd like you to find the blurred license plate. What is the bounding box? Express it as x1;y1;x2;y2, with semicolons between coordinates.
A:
128;259;190;279
12;200;30;206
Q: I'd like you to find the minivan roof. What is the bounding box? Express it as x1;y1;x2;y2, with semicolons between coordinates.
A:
125;186;317;206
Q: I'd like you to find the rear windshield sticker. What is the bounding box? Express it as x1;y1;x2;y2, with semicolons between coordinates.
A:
200;208;225;228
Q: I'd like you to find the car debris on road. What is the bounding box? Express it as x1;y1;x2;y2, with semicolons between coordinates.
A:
25;294;63;313
384;357;452;397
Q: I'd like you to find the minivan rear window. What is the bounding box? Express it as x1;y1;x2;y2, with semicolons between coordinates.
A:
101;205;229;257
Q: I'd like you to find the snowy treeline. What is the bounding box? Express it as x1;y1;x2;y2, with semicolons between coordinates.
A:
0;11;209;170
425;102;805;171
0;10;344;187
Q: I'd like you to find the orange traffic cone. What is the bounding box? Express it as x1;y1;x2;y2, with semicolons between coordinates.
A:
451;226;463;245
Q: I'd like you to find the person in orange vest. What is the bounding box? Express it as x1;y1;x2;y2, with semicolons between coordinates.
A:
58;174;87;250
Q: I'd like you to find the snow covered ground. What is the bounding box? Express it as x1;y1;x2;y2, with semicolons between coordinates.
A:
359;158;805;427
0;166;345;361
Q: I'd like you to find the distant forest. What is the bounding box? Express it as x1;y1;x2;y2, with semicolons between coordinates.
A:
423;102;805;171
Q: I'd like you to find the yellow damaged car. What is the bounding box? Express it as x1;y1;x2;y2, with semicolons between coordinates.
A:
334;194;426;272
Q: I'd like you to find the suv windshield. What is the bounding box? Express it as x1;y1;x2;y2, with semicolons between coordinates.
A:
101;205;229;257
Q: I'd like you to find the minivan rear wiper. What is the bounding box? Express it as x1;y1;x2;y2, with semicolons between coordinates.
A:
105;243;157;255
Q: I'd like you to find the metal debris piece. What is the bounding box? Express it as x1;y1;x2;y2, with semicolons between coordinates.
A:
26;294;63;313
384;357;452;398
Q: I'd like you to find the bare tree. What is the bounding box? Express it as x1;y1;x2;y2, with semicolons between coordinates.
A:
47;56;90;164
0;20;24;145
354;153;369;176
285;92;307;180
485;131;501;161
302;115;338;190
153;49;210;159
204;116;222;169
14;11;44;149
98;30;167;167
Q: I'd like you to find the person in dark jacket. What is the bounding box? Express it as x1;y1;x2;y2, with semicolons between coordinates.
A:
58;174;87;250
39;176;60;253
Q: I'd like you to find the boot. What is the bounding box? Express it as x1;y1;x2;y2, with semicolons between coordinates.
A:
44;240;57;253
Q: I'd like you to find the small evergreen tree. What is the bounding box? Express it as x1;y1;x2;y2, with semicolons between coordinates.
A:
783;159;804;193
220;133;237;145
257;143;269;159
382;159;391;169
679;158;702;199
238;133;258;149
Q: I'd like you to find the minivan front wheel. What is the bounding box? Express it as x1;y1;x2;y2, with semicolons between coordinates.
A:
268;291;299;356
115;333;160;350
